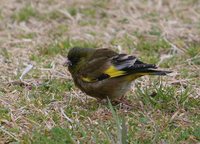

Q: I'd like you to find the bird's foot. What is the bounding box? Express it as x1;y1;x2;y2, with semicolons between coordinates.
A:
97;98;133;110
112;98;133;110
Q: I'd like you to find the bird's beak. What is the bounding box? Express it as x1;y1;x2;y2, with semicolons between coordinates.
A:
63;59;72;67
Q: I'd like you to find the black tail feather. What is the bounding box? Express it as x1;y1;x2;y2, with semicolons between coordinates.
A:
145;69;172;75
127;64;172;76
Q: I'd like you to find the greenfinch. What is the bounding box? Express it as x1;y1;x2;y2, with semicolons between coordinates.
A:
67;47;171;100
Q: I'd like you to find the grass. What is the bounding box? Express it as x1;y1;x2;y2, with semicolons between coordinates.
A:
1;0;200;143
12;5;38;22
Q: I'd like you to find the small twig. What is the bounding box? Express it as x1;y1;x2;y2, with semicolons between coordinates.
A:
71;88;85;103
169;110;179;123
0;126;20;142
58;9;74;21
60;108;74;123
158;54;173;66
163;37;185;54
20;64;33;81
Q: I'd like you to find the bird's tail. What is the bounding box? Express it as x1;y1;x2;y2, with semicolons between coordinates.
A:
129;63;172;75
139;69;172;75
126;64;172;80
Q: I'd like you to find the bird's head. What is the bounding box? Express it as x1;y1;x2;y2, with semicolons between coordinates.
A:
66;47;94;72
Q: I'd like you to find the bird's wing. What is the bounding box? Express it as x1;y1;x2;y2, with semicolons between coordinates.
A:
111;54;157;74
80;51;169;82
79;48;118;82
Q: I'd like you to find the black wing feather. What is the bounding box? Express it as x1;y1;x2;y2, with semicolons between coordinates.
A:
111;54;157;73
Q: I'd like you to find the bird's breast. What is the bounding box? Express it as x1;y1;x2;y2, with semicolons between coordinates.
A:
74;76;132;99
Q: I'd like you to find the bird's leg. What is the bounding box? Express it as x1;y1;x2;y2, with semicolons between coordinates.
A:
96;98;108;105
112;97;133;110
111;99;121;105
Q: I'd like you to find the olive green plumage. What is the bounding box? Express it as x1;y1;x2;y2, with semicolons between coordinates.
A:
67;47;171;100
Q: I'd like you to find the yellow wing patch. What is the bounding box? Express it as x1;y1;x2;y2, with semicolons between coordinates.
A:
81;77;93;82
104;66;125;78
82;66;126;82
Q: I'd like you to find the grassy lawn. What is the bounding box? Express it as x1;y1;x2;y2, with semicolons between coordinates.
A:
0;0;200;143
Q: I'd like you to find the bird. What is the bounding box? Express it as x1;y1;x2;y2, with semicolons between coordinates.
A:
66;47;171;100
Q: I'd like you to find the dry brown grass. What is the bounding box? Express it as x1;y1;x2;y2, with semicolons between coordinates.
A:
0;0;200;143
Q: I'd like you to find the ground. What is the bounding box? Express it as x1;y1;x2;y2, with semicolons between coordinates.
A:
0;0;200;143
